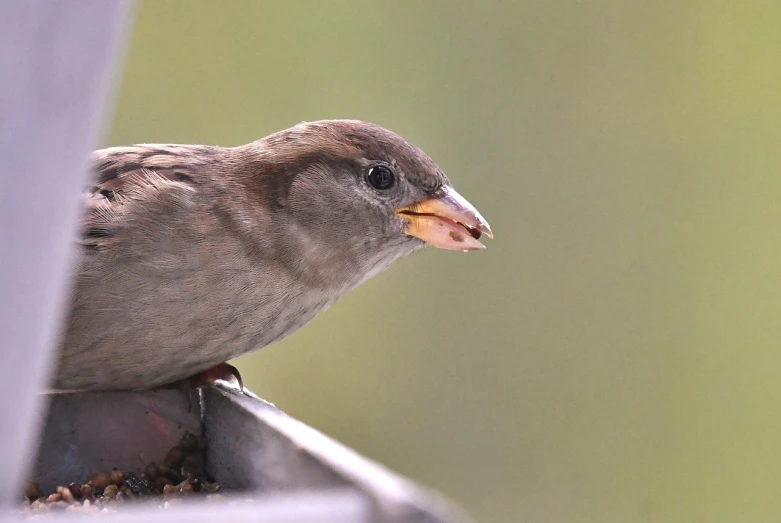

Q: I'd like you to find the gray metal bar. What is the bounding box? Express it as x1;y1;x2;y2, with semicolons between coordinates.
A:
28;384;473;522
0;0;135;507
205;386;475;523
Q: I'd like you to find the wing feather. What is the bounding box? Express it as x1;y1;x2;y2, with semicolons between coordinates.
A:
79;145;215;250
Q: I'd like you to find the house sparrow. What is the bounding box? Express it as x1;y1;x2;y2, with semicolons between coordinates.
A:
53;120;492;391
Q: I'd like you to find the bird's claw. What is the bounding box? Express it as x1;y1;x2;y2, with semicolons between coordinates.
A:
191;362;244;391
153;363;244;413
156;362;244;393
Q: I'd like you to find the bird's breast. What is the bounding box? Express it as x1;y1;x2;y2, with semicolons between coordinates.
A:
56;224;340;391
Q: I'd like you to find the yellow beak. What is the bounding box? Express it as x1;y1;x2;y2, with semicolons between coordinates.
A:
395;186;493;251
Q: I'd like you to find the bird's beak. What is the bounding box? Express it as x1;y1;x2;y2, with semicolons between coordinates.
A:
395;186;493;250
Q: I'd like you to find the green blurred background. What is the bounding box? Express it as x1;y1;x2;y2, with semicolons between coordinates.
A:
106;1;781;521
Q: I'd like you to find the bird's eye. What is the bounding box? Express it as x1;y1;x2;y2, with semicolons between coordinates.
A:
366;165;395;190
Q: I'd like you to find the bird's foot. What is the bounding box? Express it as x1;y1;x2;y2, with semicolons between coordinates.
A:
154;363;244;413
184;362;244;391
156;362;243;393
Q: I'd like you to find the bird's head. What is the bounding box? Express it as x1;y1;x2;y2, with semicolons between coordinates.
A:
239;120;493;288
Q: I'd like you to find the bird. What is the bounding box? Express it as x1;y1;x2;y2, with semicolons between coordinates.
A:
52;119;492;392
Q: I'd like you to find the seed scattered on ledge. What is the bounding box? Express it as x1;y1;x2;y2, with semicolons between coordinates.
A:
20;431;222;513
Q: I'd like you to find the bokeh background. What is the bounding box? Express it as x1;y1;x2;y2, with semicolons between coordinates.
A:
105;1;781;521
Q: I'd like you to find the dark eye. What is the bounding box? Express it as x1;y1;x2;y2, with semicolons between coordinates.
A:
366;165;395;190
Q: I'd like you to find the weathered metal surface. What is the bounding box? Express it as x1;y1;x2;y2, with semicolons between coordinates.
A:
205;385;474;523
25;385;473;522
33;389;200;494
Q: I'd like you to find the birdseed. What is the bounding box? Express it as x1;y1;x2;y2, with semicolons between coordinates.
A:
21;431;222;514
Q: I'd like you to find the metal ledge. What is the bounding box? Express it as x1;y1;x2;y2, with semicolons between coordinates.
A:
205;385;474;523
26;385;473;523
34;389;202;493
12;489;368;523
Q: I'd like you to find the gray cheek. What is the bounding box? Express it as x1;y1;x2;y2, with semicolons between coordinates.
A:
384;213;407;237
